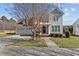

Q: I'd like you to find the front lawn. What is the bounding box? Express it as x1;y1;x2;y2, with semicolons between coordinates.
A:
52;36;79;48
0;33;16;37
10;38;47;47
0;34;8;37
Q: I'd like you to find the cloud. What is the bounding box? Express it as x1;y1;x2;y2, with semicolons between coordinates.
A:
63;7;76;17
64;8;68;12
64;12;70;16
71;8;76;12
64;8;76;12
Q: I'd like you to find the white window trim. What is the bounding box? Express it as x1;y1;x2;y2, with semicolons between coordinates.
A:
52;25;60;32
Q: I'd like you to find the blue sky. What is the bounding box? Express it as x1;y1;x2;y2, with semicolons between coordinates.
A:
0;3;79;25
0;4;12;18
60;3;79;25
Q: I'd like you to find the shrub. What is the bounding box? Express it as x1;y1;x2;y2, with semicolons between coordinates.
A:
50;33;62;37
36;31;40;37
68;27;73;35
58;34;62;37
64;30;70;38
36;33;40;37
49;34;53;37
55;33;58;37
63;26;73;36
6;33;16;35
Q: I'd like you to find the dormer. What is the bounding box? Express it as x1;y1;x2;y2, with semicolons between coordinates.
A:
49;7;64;16
49;7;64;22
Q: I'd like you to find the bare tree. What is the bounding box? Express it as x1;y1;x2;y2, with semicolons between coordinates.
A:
8;3;48;40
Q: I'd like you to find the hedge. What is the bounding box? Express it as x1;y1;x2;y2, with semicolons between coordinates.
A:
50;33;62;37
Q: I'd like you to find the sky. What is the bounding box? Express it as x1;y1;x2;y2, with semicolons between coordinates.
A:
0;3;79;25
0;3;12;18
60;3;79;25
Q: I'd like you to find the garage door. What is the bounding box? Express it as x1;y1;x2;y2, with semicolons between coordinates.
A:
16;26;33;36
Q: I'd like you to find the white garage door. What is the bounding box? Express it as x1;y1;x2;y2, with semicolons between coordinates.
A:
16;26;33;35
76;28;79;35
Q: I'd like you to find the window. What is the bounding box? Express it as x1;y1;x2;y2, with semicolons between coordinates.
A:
42;15;49;22
55;26;57;32
54;15;59;22
58;26;60;32
52;26;54;32
52;25;60;32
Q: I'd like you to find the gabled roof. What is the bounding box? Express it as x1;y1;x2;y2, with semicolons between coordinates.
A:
49;7;64;15
17;19;23;24
73;19;79;25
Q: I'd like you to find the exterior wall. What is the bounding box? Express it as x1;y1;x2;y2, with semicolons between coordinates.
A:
40;9;63;35
49;13;63;34
0;20;4;30
73;20;79;35
1;20;17;30
73;23;75;35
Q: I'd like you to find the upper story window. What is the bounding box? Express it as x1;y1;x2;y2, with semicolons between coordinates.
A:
41;15;49;22
54;15;60;22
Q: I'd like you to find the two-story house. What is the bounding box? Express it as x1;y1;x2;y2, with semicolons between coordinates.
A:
16;6;64;36
39;7;64;36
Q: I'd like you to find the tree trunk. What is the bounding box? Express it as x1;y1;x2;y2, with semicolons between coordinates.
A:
33;30;36;40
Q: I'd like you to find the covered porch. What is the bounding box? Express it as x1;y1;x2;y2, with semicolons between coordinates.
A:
40;24;50;36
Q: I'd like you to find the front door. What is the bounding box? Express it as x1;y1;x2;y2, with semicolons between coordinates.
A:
42;26;46;34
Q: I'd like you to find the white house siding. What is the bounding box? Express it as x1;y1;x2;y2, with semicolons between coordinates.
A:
49;13;63;34
73;23;76;35
73;20;79;35
40;8;63;35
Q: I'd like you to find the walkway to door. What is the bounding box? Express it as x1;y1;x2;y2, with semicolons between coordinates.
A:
41;37;58;48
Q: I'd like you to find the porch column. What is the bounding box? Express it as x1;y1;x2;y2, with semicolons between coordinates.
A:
40;25;42;35
48;25;50;35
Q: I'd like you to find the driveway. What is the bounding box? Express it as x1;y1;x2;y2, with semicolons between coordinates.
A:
0;36;79;56
0;46;79;56
0;35;32;48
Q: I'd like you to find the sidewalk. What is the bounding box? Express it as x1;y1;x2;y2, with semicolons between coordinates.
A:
42;37;58;48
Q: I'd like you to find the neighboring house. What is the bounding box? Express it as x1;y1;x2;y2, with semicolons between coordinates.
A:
16;6;64;36
0;20;4;30
0;16;17;33
2;19;17;30
7;19;17;30
73;19;79;35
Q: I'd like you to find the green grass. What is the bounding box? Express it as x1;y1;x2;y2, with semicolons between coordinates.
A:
10;38;47;47
0;34;8;37
52;36;79;48
0;33;16;37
